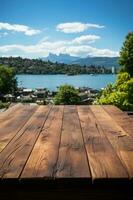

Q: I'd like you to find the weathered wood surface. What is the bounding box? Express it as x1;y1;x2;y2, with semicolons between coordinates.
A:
90;105;133;178
55;106;90;178
0;104;37;152
77;106;128;180
22;106;64;178
102;105;133;137
0;104;133;182
0;105;51;178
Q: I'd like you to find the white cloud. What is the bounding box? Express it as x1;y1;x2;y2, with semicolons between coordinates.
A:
56;22;104;33
0;36;119;58
72;35;100;44
0;22;41;36
64;45;119;57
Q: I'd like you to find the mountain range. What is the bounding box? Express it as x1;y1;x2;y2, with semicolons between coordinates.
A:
41;53;79;64
41;53;119;68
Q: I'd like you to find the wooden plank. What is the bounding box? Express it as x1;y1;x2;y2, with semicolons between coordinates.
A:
90;105;133;178
102;105;133;137
0;104;37;152
0;103;22;119
77;106;128;180
0;104;24;125
55;105;90;178
0;105;51;179
21;106;64;178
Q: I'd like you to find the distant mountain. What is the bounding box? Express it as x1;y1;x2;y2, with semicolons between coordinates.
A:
72;56;120;68
41;53;79;64
41;54;120;68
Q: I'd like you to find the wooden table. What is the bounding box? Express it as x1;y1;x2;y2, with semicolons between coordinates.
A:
0;104;133;200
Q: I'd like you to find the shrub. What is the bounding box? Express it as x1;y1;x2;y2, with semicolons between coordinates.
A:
94;72;133;110
54;84;81;105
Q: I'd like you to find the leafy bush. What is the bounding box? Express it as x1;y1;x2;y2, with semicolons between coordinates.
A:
0;66;17;95
94;72;133;110
54;84;81;105
0;101;10;109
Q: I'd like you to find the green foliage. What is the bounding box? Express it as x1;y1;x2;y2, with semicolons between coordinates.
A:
94;72;133;110
0;101;10;109
0;57;112;75
119;32;133;76
115;72;130;86
54;84;81;105
0;66;17;95
95;32;133;111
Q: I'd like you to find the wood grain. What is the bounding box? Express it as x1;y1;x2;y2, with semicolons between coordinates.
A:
102;105;133;137
0;106;51;179
21;106;64;178
90;105;133;178
0;103;22;119
0;105;132;182
55;105;90;178
77;106;128;180
0;104;37;152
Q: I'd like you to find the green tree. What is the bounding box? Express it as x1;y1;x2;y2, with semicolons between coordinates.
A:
0;56;112;75
0;66;17;95
54;84;81;105
95;32;133;111
119;32;133;76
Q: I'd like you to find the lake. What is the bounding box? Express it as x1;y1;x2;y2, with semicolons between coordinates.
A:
16;74;116;91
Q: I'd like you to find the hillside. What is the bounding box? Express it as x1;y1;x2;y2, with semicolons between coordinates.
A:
0;57;112;75
42;54;119;67
72;56;119;67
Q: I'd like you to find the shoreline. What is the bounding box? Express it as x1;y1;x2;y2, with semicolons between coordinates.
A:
16;73;117;76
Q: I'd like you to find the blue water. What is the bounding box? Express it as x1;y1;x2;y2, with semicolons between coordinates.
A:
16;74;116;91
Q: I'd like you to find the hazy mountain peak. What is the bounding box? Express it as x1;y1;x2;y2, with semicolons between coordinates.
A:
41;53;79;64
41;53;119;67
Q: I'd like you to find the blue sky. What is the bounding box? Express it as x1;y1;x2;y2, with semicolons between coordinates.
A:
0;0;133;58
